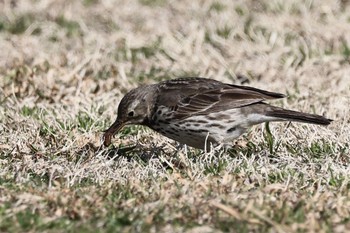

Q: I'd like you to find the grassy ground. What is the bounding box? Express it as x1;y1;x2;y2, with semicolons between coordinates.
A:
1;0;350;232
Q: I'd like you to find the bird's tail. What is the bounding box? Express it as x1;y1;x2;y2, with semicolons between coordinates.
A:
265;107;332;125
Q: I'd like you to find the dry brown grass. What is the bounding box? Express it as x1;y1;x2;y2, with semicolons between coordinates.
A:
1;0;350;232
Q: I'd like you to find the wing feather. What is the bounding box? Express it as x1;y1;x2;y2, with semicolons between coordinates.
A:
156;77;285;119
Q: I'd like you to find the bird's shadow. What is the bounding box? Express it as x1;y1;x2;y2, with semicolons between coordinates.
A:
94;142;200;171
97;143;168;164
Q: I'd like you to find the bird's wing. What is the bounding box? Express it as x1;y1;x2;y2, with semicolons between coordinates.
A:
157;77;285;119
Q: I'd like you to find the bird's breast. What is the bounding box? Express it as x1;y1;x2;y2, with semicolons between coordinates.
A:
148;107;249;149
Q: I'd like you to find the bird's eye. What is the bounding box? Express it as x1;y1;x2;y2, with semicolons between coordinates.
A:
128;111;134;117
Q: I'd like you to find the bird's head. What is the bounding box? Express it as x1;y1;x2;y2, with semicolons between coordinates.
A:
103;85;156;146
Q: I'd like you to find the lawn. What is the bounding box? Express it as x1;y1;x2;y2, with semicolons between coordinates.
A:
0;0;350;232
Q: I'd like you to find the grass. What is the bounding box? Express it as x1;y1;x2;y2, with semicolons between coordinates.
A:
1;0;350;232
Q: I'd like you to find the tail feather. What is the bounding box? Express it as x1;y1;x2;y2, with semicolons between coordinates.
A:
266;108;333;125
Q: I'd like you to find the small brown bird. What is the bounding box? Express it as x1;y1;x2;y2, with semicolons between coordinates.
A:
103;77;332;150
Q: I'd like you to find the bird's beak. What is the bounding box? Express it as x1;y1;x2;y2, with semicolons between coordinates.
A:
103;119;125;147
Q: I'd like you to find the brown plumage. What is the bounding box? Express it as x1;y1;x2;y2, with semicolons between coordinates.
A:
103;77;332;149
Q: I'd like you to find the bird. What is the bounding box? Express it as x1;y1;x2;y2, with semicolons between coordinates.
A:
103;77;332;150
